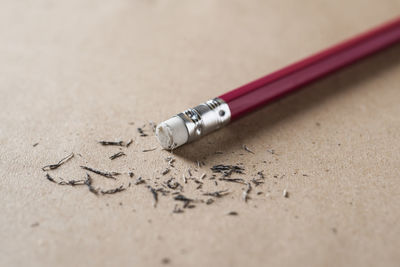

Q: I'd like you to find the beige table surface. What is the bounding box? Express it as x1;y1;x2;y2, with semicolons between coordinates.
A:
1;1;400;267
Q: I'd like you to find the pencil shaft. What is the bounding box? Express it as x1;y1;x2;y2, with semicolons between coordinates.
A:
219;16;400;120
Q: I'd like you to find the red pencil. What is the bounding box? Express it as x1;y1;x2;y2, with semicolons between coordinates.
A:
156;17;400;149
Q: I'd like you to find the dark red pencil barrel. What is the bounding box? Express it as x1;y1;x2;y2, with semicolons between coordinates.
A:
219;17;400;121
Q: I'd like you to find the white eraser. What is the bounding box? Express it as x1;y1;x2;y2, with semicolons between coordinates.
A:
156;116;188;149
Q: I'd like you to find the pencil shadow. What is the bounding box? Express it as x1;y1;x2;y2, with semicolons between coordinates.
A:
171;43;400;162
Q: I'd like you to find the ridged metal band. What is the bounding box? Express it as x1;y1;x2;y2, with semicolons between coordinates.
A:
177;98;231;143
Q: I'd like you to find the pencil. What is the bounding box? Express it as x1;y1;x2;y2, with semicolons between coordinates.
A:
156;16;400;149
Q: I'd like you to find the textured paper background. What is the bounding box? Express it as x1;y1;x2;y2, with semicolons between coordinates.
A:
1;1;400;266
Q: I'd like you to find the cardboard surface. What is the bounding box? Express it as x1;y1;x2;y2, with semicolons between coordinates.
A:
1;1;399;266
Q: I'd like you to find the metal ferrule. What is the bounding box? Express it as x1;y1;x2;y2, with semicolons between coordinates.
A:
177;98;231;143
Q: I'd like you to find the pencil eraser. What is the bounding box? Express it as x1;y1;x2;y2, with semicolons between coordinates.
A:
156;116;188;149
